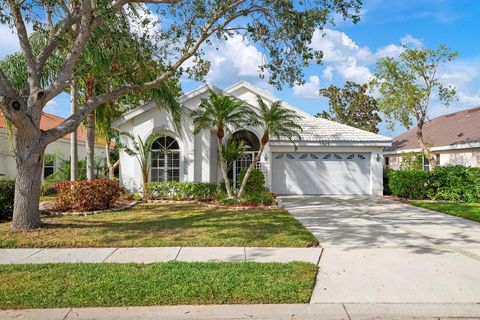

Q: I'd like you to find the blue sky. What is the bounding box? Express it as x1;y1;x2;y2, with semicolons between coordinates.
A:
1;0;479;137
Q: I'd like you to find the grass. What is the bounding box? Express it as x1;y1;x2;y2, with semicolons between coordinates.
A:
0;261;317;309
0;203;318;248
410;201;480;222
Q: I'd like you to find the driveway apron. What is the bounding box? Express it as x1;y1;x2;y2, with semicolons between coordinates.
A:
279;195;480;304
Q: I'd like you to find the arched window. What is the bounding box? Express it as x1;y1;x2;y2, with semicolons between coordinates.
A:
150;135;180;182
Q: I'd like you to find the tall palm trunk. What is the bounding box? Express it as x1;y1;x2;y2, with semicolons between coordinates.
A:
86;111;95;180
237;143;266;199
70;80;78;181
217;135;233;198
85;77;95;180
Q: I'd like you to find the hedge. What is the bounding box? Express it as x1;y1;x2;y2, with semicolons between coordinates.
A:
385;166;480;202
54;179;122;212
146;181;217;201
0;179;15;221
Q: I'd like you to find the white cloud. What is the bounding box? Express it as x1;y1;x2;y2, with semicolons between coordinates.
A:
375;43;404;59
322;66;335;81
400;34;424;47
203;34;266;87
125;4;161;37
292;75;321;99
44;100;58;114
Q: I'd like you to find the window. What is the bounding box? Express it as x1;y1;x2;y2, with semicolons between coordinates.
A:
385;156;390;167
150;135;180;182
43;154;55;179
423;154;440;171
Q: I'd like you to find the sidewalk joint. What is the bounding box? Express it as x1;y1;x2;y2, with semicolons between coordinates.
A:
62;307;73;320
174;247;182;261
342;303;351;320
102;248;119;262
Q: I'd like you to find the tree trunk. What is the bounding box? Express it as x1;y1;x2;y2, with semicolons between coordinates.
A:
86;111;95;180
11;137;45;230
416;121;437;170
142;164;148;199
104;139;119;180
237;143;265;199
217;136;233;198
70;80;78;181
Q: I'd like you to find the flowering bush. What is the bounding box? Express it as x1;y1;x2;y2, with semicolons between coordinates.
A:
54;179;122;212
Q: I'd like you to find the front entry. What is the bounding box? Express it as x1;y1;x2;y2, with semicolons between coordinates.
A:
271;152;371;195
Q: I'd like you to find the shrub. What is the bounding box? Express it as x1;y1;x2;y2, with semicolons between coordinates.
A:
238;168;265;193
146;181;217;201
243;192;274;205
40;181;57;196
54;179;122;212
388;169;432;199
217;192;274;206
383;168;393;195
430;166;480;202
0;179;15;221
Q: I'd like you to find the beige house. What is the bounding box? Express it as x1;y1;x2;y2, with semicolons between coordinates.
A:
0;112;105;180
384;107;480;170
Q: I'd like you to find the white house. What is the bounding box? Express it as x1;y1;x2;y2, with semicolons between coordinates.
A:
113;81;392;195
384;107;480;171
0;112;106;180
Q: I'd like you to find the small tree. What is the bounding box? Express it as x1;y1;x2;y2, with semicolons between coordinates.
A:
316;81;381;133
372;45;458;170
121;132;160;197
191;91;258;198
237;96;302;199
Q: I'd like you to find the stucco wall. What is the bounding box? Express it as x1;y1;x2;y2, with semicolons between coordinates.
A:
0;129;105;179
385;147;480;169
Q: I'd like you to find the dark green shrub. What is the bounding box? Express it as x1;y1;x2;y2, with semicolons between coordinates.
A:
430;166;480;202
146;181;217;201
238;168;265;193
388;169;432;199
243;192;274;205
0;179;15;221
383;168;393;195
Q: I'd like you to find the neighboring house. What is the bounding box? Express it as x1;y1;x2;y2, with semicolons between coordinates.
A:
113;81;391;195
0;112;106;180
384;107;480;171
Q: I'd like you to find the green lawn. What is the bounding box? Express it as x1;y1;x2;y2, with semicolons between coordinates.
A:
0;203;318;248
0;261;317;309
410;201;480;222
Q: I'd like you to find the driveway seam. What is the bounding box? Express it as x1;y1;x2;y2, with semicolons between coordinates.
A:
309;248;325;304
341;303;352;320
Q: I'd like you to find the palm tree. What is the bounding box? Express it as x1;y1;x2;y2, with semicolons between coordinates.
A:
237;96;303;199
121;132;160;197
191;91;259;198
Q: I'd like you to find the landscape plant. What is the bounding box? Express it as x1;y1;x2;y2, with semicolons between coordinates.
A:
0;179;15;221
146;181;218;201
121;132;160;198
54;179;122;212
372;45;458;170
192;91;259;198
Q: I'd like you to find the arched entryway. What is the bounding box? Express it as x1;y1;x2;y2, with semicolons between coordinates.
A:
228;130;260;189
150;135;180;182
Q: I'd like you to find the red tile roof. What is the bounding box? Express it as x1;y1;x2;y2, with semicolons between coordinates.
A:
386;107;480;152
0;112;88;142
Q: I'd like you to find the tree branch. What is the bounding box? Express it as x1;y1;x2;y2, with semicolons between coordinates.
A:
6;0;39;91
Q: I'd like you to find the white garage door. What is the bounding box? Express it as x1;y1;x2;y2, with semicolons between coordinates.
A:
271;152;371;195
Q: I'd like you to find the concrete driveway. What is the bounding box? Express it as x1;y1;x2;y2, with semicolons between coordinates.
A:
279;195;480;304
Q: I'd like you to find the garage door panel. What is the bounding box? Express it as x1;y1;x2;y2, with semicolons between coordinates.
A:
272;152;371;195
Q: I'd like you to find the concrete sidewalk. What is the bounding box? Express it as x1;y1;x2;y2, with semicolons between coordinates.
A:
0;247;322;264
2;303;480;320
